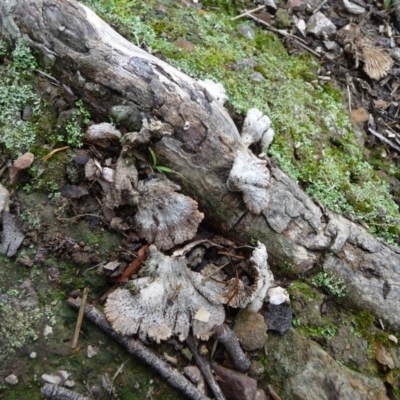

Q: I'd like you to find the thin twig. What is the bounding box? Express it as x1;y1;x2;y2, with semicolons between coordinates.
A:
186;335;227;400
67;298;209;400
313;0;328;14
42;146;70;161
369;128;400;153
231;5;265;20
72;287;89;349
267;384;283;400
347;84;351;113
247;14;321;58
213;325;251;372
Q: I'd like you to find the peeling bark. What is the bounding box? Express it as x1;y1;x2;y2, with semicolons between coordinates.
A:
1;0;400;332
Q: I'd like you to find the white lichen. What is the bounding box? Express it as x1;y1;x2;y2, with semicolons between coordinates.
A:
226;150;270;214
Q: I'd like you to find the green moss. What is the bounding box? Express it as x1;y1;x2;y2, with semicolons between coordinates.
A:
80;0;400;242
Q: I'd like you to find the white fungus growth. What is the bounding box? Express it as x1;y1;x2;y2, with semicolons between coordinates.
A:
226;150;270;214
134;178;204;250
241;108;275;154
196;79;228;106
105;246;225;342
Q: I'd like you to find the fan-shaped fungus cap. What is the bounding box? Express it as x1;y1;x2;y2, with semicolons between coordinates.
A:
194;242;274;312
105;245;225;342
135;178;204;250
226;150;270;214
241;108;271;148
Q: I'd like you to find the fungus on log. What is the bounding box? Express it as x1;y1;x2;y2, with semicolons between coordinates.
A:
226;151;270;215
241;108;275;153
2;0;400;332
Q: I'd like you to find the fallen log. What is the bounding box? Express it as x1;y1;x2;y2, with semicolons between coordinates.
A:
1;0;400;333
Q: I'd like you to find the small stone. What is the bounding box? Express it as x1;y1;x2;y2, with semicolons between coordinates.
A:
233;309;267;351
264;304;293;335
87;345;99;358
237;24;255;39
64;380;75;388
43;325;53;337
254;389;268;400
22;105;33;121
0;184;10;214
388;335;398;344
13;152;34;171
41;373;62;385
306;12;337;39
9;152;35;184
30;351;37;359
85;122;122;146
250;72;265;82
184;366;202;384
248;360;266;378
5;374;18;385
275;9;291;29
375;342;395;370
288;0;307;12
212;364;257;400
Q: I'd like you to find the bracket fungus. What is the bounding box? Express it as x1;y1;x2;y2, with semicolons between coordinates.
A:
226;150;270;214
105;245;225;342
241;108;275;154
105;242;274;343
134;178;204;250
194;242;274;312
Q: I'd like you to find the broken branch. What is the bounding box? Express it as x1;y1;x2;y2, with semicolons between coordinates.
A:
186;335;227;400
67;297;209;400
213;325;251;372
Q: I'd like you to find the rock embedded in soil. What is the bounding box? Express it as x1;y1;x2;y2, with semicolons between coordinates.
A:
262;329;388;399
264;304;292;335
212;364;258;400
306;12;337;38
233;309;267;351
5;374;18;385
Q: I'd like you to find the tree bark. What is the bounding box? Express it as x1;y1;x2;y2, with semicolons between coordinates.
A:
1;0;400;333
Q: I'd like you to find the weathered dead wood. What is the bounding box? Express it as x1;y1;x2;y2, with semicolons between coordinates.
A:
1;0;400;332
213;325;251;372
67;297;210;400
186;335;227;400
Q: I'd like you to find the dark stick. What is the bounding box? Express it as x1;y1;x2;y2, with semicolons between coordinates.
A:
67;297;210;400
213;324;251;372
185;335;227;400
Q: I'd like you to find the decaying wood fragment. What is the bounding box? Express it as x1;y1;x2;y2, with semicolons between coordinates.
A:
67;297;210;400
41;383;90;400
71;287;89;349
186;335;227;400
213;325;251;372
